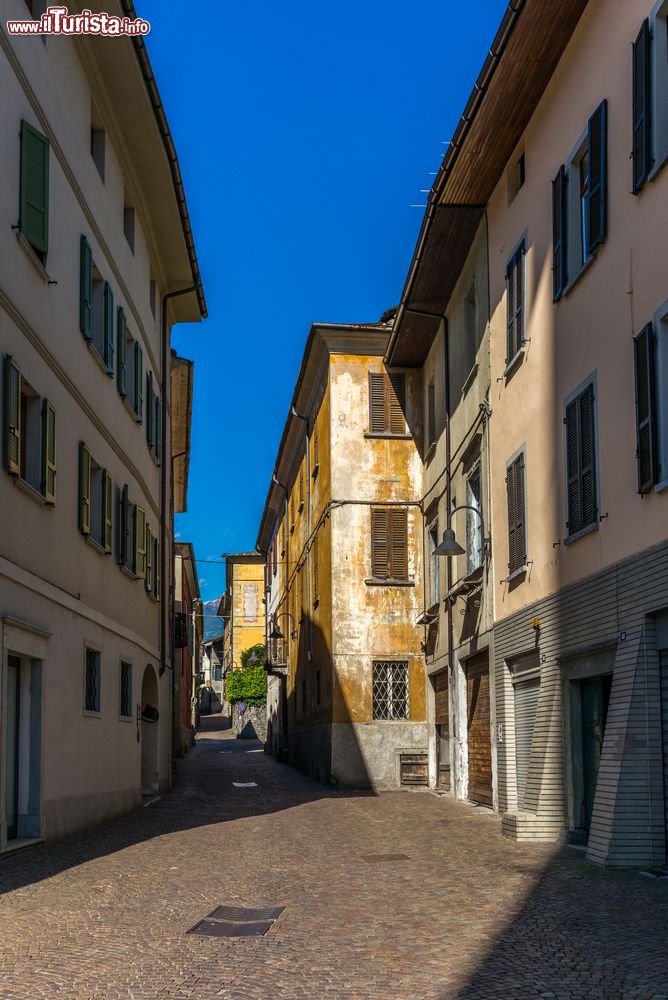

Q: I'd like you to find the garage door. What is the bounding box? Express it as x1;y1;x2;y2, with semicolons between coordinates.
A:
466;653;493;806
661;650;668;854
514;676;540;811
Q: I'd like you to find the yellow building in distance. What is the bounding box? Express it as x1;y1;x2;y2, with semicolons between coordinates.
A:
218;553;265;673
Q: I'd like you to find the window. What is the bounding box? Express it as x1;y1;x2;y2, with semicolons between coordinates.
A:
145;372;161;461
149;278;157;318
466;467;483;574
78;443;112;552
368;371;406;435
552;101;607;300
299;466;304;511
120;661;132;718
426;380;436;450
508;150;526;203
123;204;135;253
4;355;56;502
565;379;598;539
633;319;662;493
312;533;319;606
633;6;668;193
118;485;149;581
505;239;526;364
79;238;114;373
372;661;409;720
428;520;440;606
312;423;319;476
370;507;408;581
85;648;101;713
506;451;527;575
272;532;278;576
290;493;295;532
90;104;105;181
19;120;49;263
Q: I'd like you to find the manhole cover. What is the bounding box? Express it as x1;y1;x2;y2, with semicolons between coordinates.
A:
188;919;272;938
362;853;410;863
187;904;285;938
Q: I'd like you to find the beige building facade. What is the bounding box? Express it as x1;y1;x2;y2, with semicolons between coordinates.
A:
0;2;204;846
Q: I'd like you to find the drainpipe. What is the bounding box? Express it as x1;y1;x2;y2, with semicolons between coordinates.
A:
160;286;195;769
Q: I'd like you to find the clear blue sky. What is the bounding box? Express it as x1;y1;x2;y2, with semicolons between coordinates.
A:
140;0;508;605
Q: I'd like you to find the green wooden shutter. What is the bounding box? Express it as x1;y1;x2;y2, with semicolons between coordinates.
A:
134;505;146;577
154;536;160;599
371;508;389;579
102;470;113;552
587;100;608;255
146;371;154;447
117;307;127;396
79;236;93;341
41;399;56;503
78;442;91;534
388;373;406;434
155;396;161;463
632;19;652;194
134;342;143;419
145;526;153;592
119;484;129;565
20;120;49;257
4;355;21;476
103;282;114;373
552;165;568;301
389;508;408;580
369;373;386;432
633;323;657;493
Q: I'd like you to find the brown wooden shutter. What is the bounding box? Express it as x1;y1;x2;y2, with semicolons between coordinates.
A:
369;373;386;432
371;508;389;578
507;460;517;573
633;323;657;493
388;373;406;434
389;508;408;579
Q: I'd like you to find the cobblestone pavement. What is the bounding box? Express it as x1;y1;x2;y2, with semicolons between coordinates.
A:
1;715;667;1000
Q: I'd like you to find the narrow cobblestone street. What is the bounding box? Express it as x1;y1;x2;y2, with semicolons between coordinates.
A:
0;715;666;1000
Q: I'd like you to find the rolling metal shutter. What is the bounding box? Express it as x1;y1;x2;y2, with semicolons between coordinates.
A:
660;650;668;853
514;677;540;811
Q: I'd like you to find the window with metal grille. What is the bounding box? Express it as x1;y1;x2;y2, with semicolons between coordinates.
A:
85;648;101;713
120;661;132;718
368;371;406;435
372;661;409;720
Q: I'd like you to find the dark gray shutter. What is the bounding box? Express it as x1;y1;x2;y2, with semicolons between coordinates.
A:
119;484;129;565
117;308;127;396
155;396;161;463
80;236;93;341
41;399;56;504
506;243;525;359
78;442;91;535
103;282;114;372
146;371;154;447
632;19;652;194
552;165;568;301
102;470;112;553
20;120;49;257
4;355;21;476
587;100;607;254
660;650;668;851
579;383;597;527
633;322;657;493
566;398;581;534
514;677;540;810
507;454;526;573
388;373;406;434
134;342;143;419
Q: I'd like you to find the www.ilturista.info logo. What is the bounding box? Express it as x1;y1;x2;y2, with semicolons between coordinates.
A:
6;6;150;36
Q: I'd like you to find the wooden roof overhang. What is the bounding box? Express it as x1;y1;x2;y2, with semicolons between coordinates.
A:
388;0;589;368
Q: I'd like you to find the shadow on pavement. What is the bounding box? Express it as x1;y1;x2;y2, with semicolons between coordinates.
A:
0;712;373;897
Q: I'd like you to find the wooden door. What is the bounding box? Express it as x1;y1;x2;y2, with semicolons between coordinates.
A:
467;653;493;806
434;670;450;790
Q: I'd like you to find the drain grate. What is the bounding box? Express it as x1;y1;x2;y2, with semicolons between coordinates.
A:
187;904;285;939
362;853;410;863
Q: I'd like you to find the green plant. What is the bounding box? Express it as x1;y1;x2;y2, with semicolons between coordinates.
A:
225;645;267;706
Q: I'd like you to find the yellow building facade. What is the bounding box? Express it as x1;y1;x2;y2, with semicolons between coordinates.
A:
218;554;265;674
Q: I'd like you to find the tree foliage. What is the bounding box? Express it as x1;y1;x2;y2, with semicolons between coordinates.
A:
226;645;267;705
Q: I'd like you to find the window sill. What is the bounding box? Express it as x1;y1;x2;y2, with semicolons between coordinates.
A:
559;253;597;300
648;150;668;185
461;362;479;397
83;709;101;719
505;564;528;583
119;563;140;582
123;397;142;424
564;521;598;546
88;342;113;378
85;535;110;556
654;478;668;495
364;432;412;441
16;232;51;282
365;578;415;587
119;714;133;723
504;347;525;379
13;476;49;506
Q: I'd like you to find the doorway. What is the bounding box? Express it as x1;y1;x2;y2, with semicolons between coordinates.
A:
433;670;450;790
5;656;21;840
466;652;493;806
140;664;159;796
569;673;612;838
